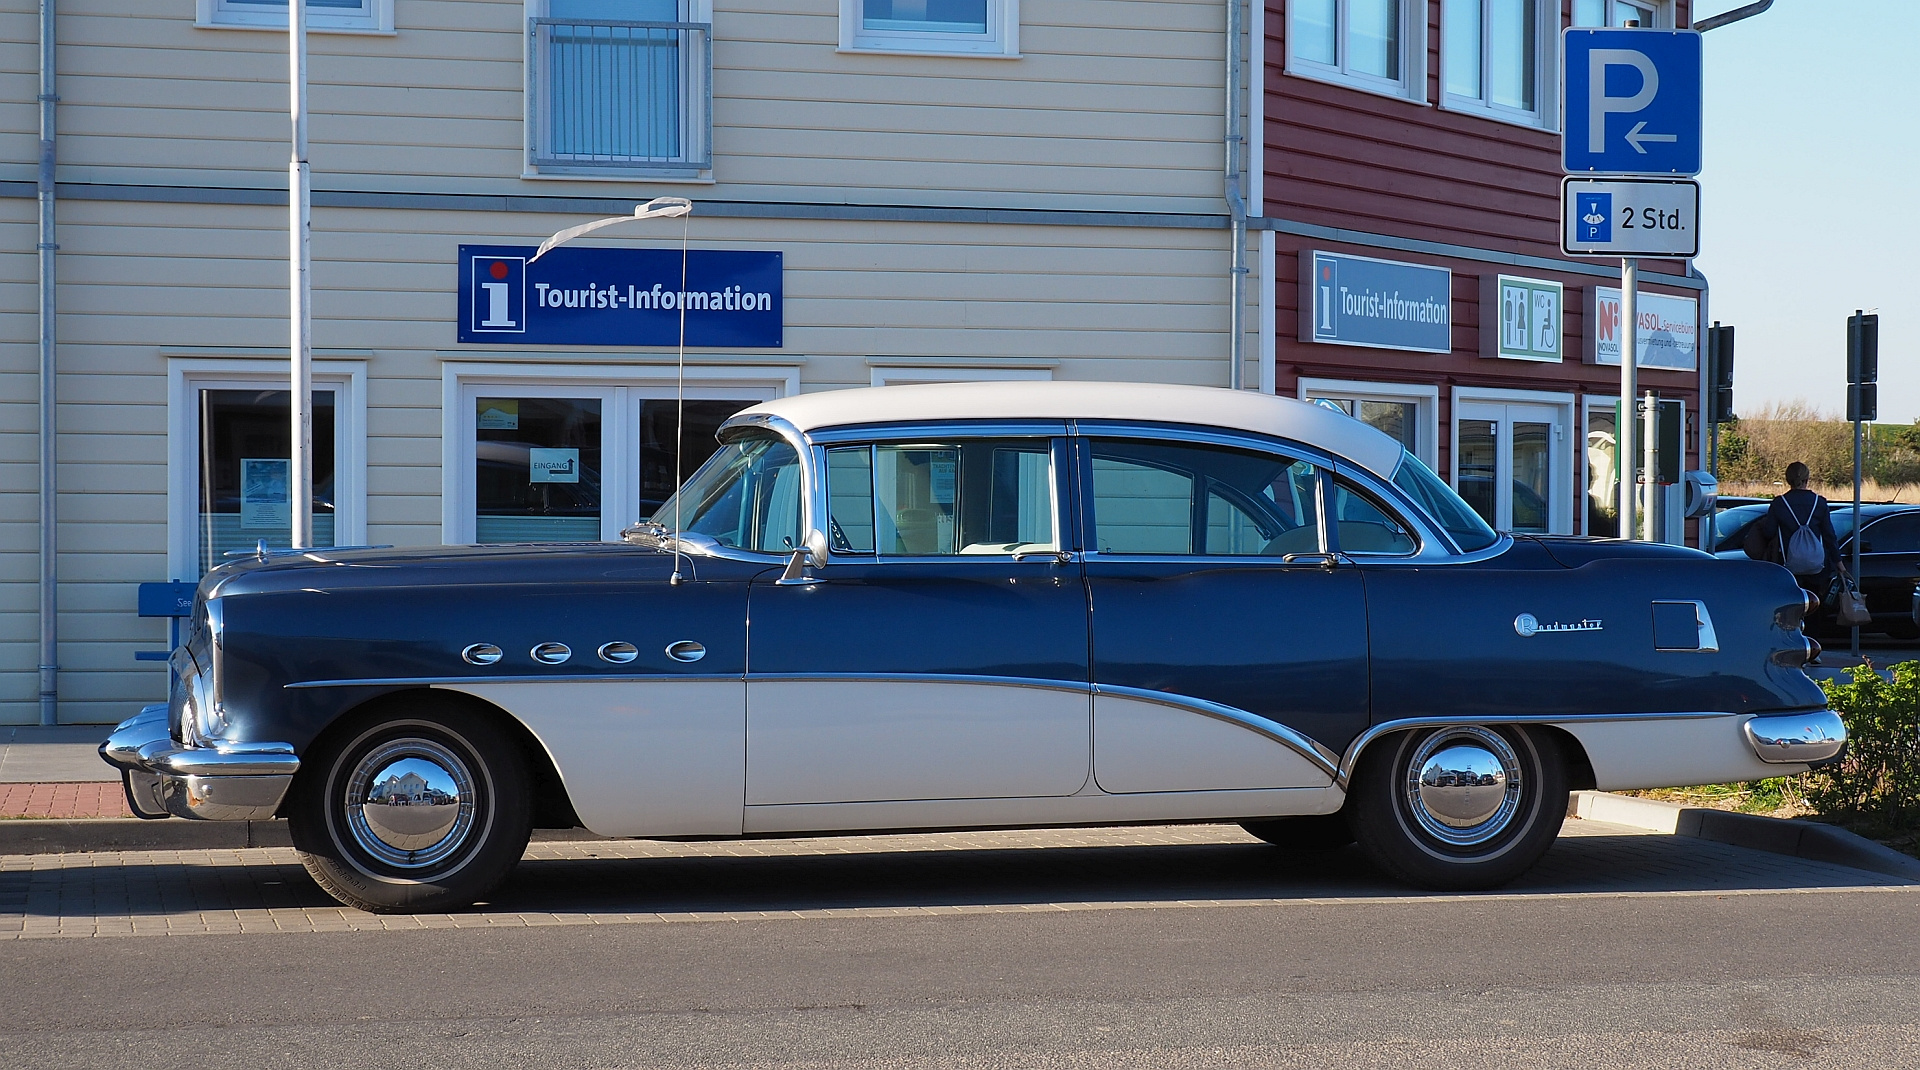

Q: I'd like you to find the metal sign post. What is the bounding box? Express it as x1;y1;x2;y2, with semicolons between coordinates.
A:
289;0;313;550
1561;26;1702;542
1618;258;1637;540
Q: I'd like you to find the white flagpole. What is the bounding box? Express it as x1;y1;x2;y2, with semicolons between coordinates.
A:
289;0;313;549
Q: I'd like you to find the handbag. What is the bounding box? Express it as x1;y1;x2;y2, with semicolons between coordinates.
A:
1835;574;1872;627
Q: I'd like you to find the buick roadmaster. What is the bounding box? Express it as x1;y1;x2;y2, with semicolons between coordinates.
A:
102;382;1846;912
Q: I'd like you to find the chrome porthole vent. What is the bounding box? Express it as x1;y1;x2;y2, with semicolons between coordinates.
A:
597;641;639;664
531;642;572;665
460;643;503;666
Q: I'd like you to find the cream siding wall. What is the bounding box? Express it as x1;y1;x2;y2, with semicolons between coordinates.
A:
23;1;1224;213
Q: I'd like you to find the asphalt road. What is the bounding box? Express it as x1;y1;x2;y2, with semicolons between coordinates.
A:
4;824;1918;1069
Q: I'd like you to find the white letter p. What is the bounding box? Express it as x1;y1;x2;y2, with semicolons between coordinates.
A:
1588;49;1659;154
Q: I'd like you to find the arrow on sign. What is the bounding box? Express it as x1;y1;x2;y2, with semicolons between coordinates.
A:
1624;121;1678;154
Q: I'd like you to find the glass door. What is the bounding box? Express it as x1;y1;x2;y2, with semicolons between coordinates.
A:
1454;401;1564;535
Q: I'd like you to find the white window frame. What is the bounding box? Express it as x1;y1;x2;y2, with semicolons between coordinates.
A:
522;0;715;181
1450;386;1574;535
1439;0;1561;130
867;358;1055;387
166;356;368;580
440;361;797;544
1285;0;1429;105
1297;378;1440;469
839;0;1020;58
196;0;395;34
1570;0;1673;29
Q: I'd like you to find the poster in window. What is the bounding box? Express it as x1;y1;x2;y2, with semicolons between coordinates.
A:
477;399;520;430
240;458;291;530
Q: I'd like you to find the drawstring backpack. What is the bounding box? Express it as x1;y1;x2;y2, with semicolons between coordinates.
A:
1780;496;1826;575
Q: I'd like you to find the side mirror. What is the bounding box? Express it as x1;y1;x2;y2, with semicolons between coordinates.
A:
779;529;831;585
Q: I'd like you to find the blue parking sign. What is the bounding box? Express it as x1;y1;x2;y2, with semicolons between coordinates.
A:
1562;29;1702;176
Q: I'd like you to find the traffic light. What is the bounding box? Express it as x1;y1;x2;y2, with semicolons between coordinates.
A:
1707;322;1735;424
1848;311;1879;422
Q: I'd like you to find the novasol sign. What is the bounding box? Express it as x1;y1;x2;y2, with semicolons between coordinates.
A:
1586;286;1698;371
1479;275;1563;362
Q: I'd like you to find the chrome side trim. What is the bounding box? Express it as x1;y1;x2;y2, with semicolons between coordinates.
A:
1088;682;1343;778
1743;710;1847;764
291;673;745;689
1337;711;1742;789
742;673;1342;781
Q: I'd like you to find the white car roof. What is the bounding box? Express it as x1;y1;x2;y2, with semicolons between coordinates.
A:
731;381;1408;479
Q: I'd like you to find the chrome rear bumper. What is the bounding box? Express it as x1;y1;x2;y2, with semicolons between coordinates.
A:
1743;709;1847;765
98;705;300;821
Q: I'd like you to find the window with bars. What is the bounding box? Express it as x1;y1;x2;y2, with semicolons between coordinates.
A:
528;1;712;173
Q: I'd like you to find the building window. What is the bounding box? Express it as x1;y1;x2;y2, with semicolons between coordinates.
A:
1286;0;1425;102
441;363;796;544
1441;0;1557;127
198;0;393;33
167;359;367;580
840;0;1020;57
1572;0;1664;27
527;1;712;175
1451;388;1574;535
1298;378;1440;469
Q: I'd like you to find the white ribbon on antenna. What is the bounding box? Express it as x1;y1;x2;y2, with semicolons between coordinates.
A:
530;196;693;262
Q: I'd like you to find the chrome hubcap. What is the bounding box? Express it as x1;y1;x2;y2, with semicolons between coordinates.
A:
344;738;477;869
1404;727;1523;848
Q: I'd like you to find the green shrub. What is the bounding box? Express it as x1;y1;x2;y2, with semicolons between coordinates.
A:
1809;662;1920;836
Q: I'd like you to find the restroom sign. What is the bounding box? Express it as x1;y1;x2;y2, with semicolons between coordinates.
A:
1480;275;1563;362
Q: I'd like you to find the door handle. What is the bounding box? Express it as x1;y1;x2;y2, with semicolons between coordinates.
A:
665;640;707;663
1281;552;1338;571
1011;549;1076;565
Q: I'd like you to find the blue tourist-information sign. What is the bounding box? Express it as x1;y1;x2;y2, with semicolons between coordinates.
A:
457;245;784;348
1299;250;1452;354
1561;28;1702;177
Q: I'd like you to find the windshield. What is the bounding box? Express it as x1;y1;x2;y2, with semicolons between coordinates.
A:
650;433;803;553
1390;451;1499;552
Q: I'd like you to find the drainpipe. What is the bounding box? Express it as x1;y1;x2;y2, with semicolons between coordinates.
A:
36;0;58;726
1223;0;1248;390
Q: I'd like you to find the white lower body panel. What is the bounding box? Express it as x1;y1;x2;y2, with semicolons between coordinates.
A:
437;679;745;838
1094;693;1332;793
743;784;1345;835
1552;714;1808;791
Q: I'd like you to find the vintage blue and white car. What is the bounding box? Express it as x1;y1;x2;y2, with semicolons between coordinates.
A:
102;382;1846;912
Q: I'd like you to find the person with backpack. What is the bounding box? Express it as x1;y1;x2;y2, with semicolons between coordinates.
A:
1765;461;1842;593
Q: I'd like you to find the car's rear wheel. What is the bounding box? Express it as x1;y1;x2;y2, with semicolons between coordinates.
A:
288;701;531;914
1239;813;1354;852
1348;724;1566;891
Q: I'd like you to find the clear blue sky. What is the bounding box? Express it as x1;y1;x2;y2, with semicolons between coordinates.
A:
1695;0;1918;425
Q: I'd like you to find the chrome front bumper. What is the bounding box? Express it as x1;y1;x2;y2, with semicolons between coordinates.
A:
1743;709;1848;765
98;705;300;821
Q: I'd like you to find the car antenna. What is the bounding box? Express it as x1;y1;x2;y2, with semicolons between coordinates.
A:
531;197;694;582
668;204;691;586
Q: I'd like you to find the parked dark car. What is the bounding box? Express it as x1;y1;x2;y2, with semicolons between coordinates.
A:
103;383;1844;913
1713;501;1920;639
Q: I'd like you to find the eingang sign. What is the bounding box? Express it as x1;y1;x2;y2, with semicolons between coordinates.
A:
1299;251;1452;355
457;244;783;348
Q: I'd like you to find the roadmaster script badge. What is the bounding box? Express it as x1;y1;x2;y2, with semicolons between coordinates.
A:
1514;613;1604;637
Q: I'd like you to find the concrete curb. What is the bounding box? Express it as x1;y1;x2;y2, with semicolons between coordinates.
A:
0;819;607;856
1570;790;1920;882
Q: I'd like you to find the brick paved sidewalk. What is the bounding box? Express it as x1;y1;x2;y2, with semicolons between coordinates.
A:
0;783;132;820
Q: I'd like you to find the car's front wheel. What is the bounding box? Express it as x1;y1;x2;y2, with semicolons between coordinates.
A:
1347;724;1567;891
288;701;531;914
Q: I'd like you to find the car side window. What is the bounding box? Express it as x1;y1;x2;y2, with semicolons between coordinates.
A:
1329;478;1417;555
825;439;1057;556
1860;512;1920;555
1088;438;1321;556
668;435;804;553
